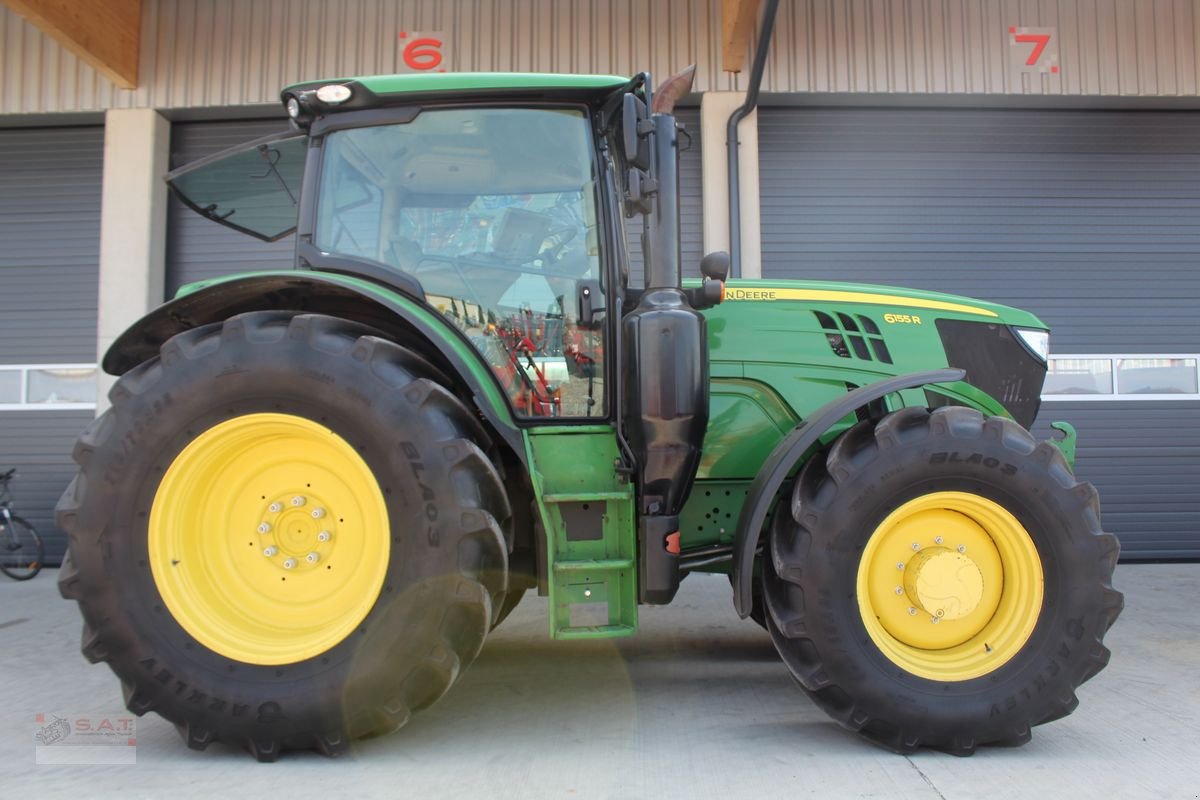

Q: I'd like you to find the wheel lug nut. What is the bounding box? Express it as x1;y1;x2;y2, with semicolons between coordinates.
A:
263;546;277;557
895;562;904;570
257;522;272;534
957;544;966;553
283;558;296;569
894;586;903;595
934;536;944;545
311;508;326;519
306;552;320;564
317;531;331;542
291;496;306;507
268;502;283;513
908;607;917;616
911;543;920;551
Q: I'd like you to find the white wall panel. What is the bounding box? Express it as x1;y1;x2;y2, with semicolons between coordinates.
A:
2;0;1199;115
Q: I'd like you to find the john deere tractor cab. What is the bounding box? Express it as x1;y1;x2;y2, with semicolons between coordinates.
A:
58;70;1122;761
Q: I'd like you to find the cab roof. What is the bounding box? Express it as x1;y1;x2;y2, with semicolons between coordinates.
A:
282;72;631;108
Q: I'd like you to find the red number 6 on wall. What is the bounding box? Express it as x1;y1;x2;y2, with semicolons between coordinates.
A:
398;32;446;73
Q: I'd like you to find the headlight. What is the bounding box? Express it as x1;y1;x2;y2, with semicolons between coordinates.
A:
315;84;352;104
1014;327;1049;362
285;96;301;118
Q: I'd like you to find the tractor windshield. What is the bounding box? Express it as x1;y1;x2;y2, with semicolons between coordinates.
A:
314;107;606;418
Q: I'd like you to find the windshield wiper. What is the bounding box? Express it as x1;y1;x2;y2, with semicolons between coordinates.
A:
254;144;298;205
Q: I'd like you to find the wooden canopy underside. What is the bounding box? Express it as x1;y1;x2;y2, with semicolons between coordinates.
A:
721;0;762;73
3;0;140;89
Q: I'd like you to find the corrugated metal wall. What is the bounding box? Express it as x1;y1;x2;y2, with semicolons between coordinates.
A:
758;106;1200;557
766;0;1200;96
4;0;1200;115
0;126;102;564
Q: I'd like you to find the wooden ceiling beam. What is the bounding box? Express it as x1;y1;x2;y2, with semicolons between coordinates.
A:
3;0;141;89
721;0;762;73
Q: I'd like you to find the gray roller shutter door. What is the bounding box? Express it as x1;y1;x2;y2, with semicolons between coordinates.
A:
0;127;101;362
0;410;95;563
678;108;704;275
166;119;295;297
1033;404;1200;561
0;126;103;563
759;107;1200;559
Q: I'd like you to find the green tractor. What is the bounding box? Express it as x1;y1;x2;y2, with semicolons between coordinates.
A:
58;69;1122;761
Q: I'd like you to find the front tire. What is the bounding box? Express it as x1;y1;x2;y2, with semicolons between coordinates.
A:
57;312;511;760
763;406;1123;754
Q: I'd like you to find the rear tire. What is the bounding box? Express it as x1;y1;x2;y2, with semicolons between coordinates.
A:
0;515;44;580
57;312;511;760
762;406;1123;754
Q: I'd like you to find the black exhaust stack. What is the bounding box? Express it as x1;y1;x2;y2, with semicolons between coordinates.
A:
621;69;712;604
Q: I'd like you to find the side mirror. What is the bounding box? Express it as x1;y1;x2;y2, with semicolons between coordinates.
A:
622;94;650;171
687;251;730;310
700;251;731;282
624;167;655;216
577;279;604;328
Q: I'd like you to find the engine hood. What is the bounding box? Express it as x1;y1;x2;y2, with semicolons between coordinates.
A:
709;278;1046;331
696;277;1048;427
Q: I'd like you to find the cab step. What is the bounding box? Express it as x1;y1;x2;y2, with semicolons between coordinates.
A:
526;428;638;640
553;558;634;572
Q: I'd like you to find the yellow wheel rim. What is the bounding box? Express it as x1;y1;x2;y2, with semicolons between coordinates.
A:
856;491;1043;681
149;413;390;666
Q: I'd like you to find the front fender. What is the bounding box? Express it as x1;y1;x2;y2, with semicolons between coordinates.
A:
104;270;523;457
730;368;965;618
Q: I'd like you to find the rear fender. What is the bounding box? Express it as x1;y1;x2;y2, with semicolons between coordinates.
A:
730;368;965;617
103;271;524;459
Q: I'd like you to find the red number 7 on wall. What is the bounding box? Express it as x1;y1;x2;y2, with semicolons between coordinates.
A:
1013;31;1051;66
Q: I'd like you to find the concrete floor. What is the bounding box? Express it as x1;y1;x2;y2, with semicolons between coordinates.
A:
1;564;1197;799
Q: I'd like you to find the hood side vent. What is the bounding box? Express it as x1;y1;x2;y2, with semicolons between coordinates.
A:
814;311;893;364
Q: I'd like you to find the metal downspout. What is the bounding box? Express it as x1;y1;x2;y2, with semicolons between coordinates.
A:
726;0;781;278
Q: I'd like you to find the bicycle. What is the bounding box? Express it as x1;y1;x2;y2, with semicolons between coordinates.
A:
0;469;44;580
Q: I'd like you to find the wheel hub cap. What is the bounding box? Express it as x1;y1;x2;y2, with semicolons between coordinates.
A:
856;491;1044;681
903;547;984;621
261;492;334;570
